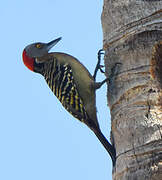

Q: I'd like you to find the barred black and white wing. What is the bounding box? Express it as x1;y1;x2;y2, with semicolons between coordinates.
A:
43;58;89;123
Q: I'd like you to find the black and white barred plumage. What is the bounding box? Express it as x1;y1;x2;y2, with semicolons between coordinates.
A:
43;57;88;123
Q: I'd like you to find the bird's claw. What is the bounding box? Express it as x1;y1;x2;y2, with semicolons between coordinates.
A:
98;49;105;57
99;65;105;73
93;49;105;80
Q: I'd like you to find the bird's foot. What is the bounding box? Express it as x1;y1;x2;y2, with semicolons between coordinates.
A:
93;49;105;81
108;63;122;93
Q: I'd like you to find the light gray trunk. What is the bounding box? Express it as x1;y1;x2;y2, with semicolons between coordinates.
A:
101;1;162;180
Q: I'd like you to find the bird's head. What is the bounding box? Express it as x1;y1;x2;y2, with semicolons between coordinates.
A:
22;37;61;71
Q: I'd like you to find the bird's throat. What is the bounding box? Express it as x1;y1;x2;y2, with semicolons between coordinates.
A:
22;50;34;71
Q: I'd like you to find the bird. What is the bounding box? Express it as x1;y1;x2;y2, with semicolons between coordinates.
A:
22;37;116;166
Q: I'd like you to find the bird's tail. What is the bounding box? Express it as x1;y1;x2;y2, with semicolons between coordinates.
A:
93;128;116;166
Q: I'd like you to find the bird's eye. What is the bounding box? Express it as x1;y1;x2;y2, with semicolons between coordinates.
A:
35;43;42;49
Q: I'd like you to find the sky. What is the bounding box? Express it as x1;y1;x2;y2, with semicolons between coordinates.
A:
0;1;113;179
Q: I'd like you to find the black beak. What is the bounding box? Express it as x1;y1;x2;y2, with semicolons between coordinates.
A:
46;37;62;51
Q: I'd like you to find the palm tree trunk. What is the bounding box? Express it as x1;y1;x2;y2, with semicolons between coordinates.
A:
101;1;162;180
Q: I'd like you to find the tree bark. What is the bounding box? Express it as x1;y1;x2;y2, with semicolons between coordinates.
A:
101;1;162;180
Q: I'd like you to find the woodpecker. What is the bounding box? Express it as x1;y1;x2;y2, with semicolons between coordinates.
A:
22;37;116;166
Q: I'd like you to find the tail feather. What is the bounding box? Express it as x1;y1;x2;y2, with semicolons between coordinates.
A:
93;128;116;166
85;118;116;166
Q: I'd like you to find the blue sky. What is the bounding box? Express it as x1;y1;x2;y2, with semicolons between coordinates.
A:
0;1;113;179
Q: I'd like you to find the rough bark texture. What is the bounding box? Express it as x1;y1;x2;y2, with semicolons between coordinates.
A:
101;1;162;180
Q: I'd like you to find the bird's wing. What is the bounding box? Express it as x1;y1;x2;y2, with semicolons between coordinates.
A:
44;59;89;123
